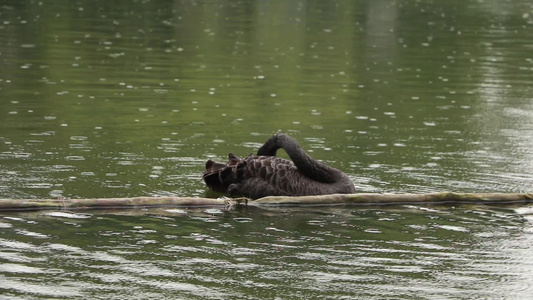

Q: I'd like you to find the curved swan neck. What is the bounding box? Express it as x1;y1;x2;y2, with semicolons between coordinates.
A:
257;134;339;183
257;134;282;156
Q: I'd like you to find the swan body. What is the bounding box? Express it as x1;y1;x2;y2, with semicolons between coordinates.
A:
202;133;355;199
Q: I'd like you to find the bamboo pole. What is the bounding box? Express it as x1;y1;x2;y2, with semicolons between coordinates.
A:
0;193;532;211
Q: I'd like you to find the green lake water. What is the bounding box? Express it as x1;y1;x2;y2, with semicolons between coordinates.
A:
1;0;532;298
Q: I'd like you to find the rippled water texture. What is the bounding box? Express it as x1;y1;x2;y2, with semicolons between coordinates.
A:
1;206;533;299
1;0;533;298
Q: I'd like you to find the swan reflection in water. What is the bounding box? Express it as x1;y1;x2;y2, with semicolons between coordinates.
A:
203;133;355;199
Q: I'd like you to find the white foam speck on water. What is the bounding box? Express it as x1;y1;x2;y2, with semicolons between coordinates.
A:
204;209;224;215
0;221;13;228
0;238;38;250
15;230;50;239
165;209;188;214
44;212;92;219
0;263;47;274
46;243;87;254
434;225;470;232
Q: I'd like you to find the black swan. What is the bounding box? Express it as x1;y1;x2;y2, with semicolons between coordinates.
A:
202;133;355;199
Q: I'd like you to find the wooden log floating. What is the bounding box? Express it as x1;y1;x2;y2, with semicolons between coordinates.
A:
0;193;532;211
0;197;227;212
249;192;533;206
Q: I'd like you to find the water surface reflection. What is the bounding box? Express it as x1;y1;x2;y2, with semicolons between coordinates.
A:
1;205;532;299
1;0;532;199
